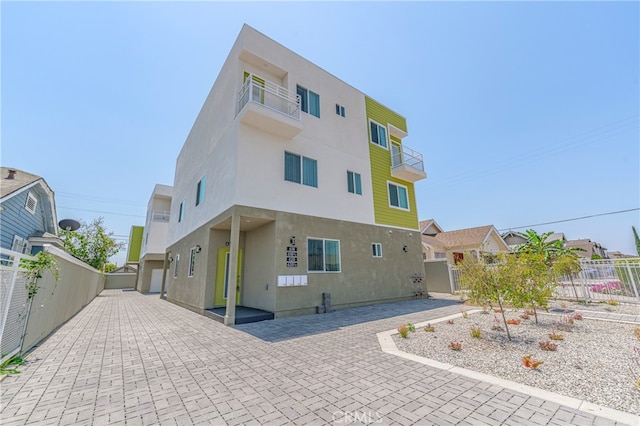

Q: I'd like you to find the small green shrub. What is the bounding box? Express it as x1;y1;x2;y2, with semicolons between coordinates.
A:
470;326;482;339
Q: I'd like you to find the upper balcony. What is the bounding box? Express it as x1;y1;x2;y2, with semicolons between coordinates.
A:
390;145;427;182
151;209;170;223
236;74;303;139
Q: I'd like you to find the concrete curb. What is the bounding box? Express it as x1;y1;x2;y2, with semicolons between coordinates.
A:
377;311;638;426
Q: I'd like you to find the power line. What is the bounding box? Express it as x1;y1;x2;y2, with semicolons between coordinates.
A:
498;208;640;232
57;206;145;218
57;192;146;207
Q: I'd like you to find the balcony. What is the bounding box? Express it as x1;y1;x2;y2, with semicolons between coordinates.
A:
390;145;427;182
151;209;170;223
236;75;303;139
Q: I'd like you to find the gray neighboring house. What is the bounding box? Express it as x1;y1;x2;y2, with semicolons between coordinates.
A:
0;167;58;255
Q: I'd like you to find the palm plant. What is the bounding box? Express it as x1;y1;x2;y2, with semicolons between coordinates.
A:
515;229;560;265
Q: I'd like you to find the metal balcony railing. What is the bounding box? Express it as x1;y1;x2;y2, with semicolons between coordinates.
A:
391;145;425;173
237;74;301;120
151;209;170;223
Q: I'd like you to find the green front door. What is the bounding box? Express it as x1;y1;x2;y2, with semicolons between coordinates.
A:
214;248;242;306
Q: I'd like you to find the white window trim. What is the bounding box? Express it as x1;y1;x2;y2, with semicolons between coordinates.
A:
11;235;30;254
372;243;383;258
307;237;341;273
188;248;196;277
25;192;38;214
347;170;362;195
173;254;180;278
387;181;410;211
368;119;389;150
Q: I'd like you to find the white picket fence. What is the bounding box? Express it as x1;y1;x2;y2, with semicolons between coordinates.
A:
448;258;640;303
0;248;31;363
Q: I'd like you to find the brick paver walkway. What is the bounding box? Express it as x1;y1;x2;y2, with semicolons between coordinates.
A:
0;291;630;425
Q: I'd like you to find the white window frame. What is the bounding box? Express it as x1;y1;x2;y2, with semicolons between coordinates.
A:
173;254;180;278
369;119;388;149
188;248;196;277
372;243;382;258
25;192;38;214
11;235;30;254
387;181;410;211
347;171;362;195
307;237;341;273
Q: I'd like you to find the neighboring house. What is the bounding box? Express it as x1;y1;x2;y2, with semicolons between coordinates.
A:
501;231;528;251
565;239;608;259
136;184;172;293
421;220;510;264
607;251;636;259
166;25;427;324
501;231;566;251
0;167;58;255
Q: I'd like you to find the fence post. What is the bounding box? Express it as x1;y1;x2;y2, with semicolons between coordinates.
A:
624;260;640;300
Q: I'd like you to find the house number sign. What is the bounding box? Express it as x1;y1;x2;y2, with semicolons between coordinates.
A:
286;246;298;267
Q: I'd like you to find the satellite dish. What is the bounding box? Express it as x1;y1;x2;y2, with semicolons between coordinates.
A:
59;219;81;231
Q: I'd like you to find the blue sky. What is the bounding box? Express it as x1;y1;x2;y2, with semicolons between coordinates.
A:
3;1;639;265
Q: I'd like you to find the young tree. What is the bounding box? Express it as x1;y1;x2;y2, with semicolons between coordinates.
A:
458;252;516;340
60;217;124;271
552;252;583;302
633;226;640;257
511;252;555;323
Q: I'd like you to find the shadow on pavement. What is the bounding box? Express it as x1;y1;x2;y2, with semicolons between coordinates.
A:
235;297;461;342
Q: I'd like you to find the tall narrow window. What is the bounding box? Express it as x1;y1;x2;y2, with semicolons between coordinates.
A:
296;85;320;118
173;254;180;278
285;152;301;183
372;243;382;258
308;238;341;273
347;171;362;195
285;152;317;188
369;120;388;148
335;104;345;117
388;182;409;210
302;157;318;187
297;86;308;114
196;177;206;206
178;201;185;222
188;248;196;277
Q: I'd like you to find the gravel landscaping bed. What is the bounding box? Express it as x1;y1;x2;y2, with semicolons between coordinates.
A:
393;307;640;415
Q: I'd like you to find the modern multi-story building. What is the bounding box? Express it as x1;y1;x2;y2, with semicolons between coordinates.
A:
164;25;427;324
136;184;172;293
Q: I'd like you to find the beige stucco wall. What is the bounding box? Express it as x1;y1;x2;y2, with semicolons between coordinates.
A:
22;246;105;352
424;260;452;293
136;255;164;293
105;273;136;289
166;205;424;319
242;222;276;312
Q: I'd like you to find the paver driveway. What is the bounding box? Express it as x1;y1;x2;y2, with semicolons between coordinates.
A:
0;290;628;425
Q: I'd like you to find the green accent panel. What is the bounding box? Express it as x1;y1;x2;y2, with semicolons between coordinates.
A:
365;96;419;230
126;226;144;263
